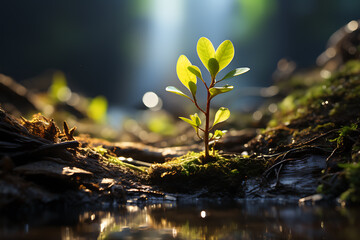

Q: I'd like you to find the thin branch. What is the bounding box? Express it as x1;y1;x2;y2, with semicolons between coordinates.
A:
200;77;209;90
263;158;296;178
210;77;216;88
196;131;203;140
326;147;338;162
215;79;224;84
274;164;284;187
291;129;339;147
197;127;205;132
209;124;216;131
191;97;206;114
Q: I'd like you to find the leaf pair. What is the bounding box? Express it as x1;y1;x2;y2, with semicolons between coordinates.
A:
180;107;229;129
197;37;234;78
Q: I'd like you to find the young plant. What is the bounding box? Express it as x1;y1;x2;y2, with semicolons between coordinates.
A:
166;37;249;161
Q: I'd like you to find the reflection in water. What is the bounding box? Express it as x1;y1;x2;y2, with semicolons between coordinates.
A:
1;200;360;239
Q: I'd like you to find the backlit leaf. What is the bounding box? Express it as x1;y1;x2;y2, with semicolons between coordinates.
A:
208;133;213;140
215;40;234;71
165;86;191;100
213;130;227;139
213;107;230;126
179;116;197;127
188;65;203;80
208;58;219;78
189;81;197;97
190;113;201;126
176;55;197;95
209;85;234;98
219;67;250;82
197;37;215;72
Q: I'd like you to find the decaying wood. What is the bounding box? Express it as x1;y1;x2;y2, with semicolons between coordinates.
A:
0;108;155;209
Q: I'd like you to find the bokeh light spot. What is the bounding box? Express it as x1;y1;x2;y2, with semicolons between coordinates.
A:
143;92;162;110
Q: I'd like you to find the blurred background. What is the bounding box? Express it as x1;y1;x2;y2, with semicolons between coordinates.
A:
0;0;359;142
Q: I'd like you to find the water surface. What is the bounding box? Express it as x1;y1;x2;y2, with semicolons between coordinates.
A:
1;199;360;240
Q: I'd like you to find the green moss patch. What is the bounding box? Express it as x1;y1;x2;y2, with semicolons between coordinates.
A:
148;152;267;195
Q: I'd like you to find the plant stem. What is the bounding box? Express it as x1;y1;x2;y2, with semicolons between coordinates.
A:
204;93;210;159
203;76;215;160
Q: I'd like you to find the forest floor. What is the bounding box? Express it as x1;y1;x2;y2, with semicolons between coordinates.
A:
1;26;360;209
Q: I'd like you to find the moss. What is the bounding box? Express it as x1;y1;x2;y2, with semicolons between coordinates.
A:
272;60;360;128
312;122;336;132
259;60;360;204
336;60;360;76
148;152;267;194
330;124;358;148
339;162;360;204
93;146;147;172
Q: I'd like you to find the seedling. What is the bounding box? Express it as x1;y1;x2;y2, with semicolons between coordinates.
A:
166;37;249;161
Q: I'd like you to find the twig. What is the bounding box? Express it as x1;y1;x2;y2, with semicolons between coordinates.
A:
291;129;339;148
326;147;338;163
274;163;283;187
263;158;296;178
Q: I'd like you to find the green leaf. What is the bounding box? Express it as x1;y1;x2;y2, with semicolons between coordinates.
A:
213;107;230;126
179;116;197;127
165;86;191;100
209;85;234;98
176;55;197;96
190;113;201;126
197;37;215;72
213;130;227;139
215;40;234;71
219;67;250;82
188;81;197;97
208;58;219;78
180;115;200;134
208;133;213;140
188;65;203;80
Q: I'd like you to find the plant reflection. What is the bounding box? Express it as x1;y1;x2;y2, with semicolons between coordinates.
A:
1;201;359;239
62;202;360;240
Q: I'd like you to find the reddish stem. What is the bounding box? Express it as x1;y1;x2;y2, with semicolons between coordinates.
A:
203;76;216;160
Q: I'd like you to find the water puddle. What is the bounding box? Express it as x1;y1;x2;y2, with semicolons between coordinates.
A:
1;199;359;240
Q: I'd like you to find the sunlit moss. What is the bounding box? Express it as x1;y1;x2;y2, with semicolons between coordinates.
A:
266;60;360;204
92;146;147;173
339;162;360;204
148;152;267;193
330;124;358;148
312;122;335;132
337;60;360;76
270;60;360;128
